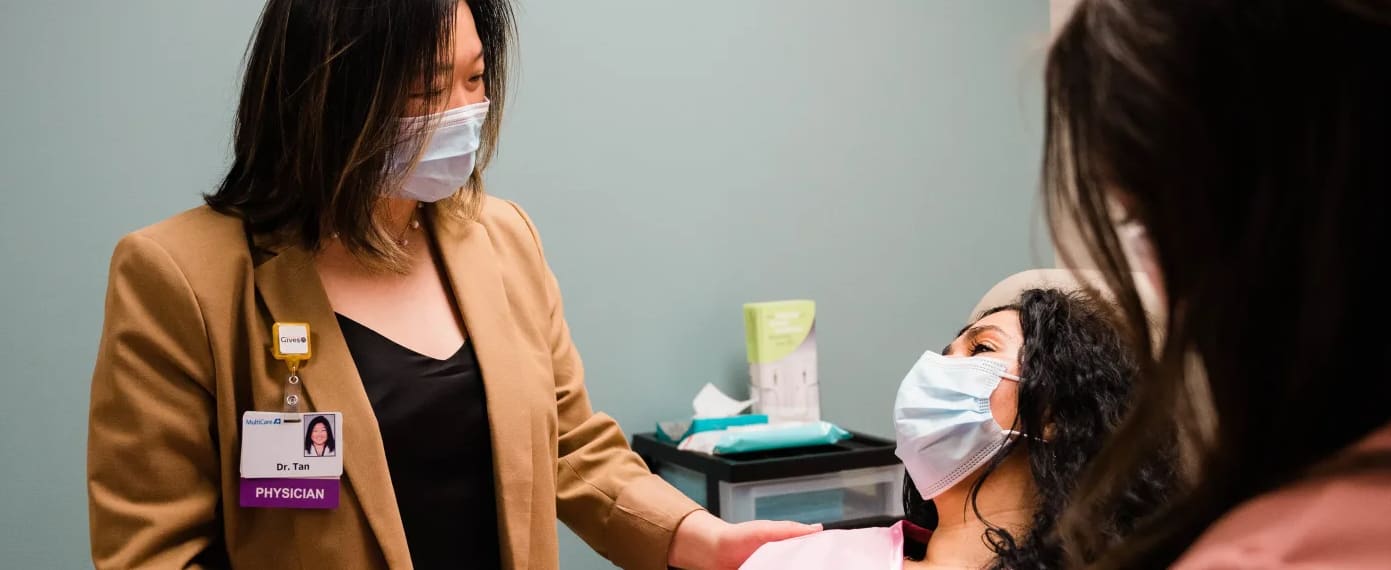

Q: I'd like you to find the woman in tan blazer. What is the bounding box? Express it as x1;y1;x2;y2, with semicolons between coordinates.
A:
87;1;815;568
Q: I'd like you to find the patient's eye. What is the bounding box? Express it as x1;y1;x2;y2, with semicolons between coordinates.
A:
970;342;996;355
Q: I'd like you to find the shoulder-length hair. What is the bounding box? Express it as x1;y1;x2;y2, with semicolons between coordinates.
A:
205;0;515;272
1043;1;1391;567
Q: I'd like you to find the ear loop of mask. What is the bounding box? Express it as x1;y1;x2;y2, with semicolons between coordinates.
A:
993;373;1049;444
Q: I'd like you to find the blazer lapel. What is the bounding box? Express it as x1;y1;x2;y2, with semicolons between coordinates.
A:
431;210;536;569
252;242;412;568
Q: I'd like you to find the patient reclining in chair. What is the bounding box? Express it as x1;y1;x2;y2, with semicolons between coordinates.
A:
742;288;1177;569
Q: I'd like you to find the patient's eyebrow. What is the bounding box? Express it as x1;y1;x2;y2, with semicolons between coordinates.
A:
965;324;1008;342
944;324;1011;356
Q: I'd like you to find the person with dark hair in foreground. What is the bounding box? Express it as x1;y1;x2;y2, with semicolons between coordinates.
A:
1044;1;1391;567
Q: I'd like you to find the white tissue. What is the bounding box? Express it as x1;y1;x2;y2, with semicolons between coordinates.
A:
692;383;754;419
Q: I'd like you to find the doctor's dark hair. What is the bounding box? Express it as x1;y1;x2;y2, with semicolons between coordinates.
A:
1043;1;1391;567
304;415;337;454
902;288;1177;568
205;0;515;272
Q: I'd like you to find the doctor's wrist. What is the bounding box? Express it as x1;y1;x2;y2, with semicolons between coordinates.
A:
667;510;724;569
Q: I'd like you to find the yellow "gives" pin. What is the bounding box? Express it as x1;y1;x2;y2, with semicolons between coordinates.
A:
271;322;311;373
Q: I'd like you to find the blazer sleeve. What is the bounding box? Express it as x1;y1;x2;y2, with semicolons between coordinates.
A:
88;233;224;569
509;203;704;570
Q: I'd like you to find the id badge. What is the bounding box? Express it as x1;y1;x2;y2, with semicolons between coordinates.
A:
239;411;344;509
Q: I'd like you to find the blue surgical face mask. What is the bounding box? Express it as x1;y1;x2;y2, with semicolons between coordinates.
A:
389;99;489;202
893;349;1024;499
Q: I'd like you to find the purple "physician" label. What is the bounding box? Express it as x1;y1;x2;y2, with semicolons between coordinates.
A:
239;478;339;509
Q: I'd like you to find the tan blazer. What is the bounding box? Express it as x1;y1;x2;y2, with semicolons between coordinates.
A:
88;198;701;569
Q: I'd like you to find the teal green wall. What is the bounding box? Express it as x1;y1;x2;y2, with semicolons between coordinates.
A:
0;2;1048;567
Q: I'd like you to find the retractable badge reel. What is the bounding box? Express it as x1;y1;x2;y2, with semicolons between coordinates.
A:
239;322;343;509
271;322;310;416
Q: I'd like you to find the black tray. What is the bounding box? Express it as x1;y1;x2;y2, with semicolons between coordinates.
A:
632;431;899;483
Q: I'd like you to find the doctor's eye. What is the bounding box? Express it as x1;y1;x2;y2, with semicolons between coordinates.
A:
409;89;446;99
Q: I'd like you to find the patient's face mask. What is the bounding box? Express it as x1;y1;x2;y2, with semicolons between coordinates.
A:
893;350;1024;499
388;100;489;203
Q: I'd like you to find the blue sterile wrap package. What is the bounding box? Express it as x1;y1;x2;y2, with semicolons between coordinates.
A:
656;415;770;444
679;421;851;455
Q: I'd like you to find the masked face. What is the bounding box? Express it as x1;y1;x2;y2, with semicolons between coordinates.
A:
894;310;1026;499
388;100;489;202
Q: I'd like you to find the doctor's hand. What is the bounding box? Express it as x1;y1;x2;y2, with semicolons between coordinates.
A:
667;510;822;570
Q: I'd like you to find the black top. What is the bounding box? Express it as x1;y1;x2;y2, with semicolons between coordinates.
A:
336;314;500;569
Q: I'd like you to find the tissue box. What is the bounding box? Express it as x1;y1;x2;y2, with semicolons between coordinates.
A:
744;300;820;423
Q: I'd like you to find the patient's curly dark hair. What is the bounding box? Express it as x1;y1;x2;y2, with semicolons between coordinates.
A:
902;288;1178;568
